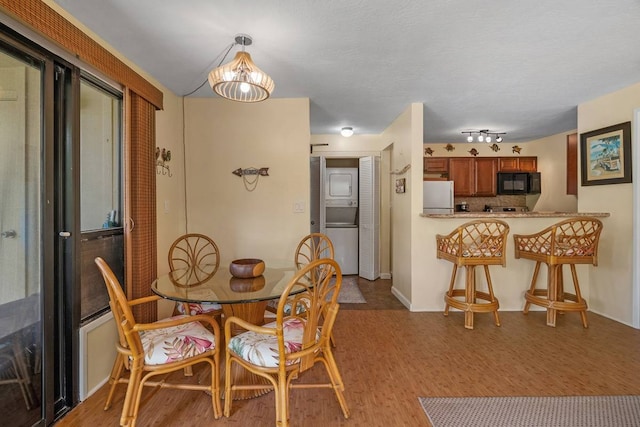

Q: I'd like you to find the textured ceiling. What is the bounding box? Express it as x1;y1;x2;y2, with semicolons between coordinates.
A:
54;0;640;142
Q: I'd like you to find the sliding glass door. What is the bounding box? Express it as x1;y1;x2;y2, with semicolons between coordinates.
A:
0;39;45;426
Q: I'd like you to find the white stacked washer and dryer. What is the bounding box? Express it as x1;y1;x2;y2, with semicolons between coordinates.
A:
324;168;359;275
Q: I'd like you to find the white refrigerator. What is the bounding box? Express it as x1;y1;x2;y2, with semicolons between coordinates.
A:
423;181;454;214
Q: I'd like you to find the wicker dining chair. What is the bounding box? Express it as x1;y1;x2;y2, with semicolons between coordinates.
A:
224;258;350;427
168;233;223;321
513;217;603;327
436;219;510;329
266;232;334;314
95;257;222;427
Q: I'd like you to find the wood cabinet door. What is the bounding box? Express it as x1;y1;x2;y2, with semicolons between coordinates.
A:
423;157;449;173
518;157;538;172
498;157;519;171
474;158;497;196
449;158;474;196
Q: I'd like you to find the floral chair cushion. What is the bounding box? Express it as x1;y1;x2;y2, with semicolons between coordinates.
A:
227;317;319;368
139;315;216;365
176;302;222;316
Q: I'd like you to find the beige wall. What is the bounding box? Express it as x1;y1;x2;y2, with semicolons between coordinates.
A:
183;98;310;267
379;103;423;305
577;81;640;325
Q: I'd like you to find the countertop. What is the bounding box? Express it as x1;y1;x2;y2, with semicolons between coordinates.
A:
420;211;610;218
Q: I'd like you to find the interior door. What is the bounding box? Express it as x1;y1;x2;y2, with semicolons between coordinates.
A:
359;156;380;280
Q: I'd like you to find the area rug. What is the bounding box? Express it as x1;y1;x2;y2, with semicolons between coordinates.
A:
329;276;366;303
419;395;640;427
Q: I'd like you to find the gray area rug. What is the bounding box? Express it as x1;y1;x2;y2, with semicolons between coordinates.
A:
330;276;366;303
419;396;640;427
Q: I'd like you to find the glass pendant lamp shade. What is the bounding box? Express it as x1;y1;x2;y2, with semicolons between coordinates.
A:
208;51;275;103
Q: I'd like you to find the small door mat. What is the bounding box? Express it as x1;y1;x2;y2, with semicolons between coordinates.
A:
419;395;640;427
330;276;366;303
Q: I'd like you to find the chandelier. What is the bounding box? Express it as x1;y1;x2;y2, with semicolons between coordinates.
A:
208;34;275;103
462;129;506;143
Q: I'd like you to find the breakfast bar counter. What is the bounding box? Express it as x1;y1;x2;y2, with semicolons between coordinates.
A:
421;211;610;219
406;211;611;314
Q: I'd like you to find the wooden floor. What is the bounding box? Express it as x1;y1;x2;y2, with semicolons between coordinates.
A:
55;277;640;426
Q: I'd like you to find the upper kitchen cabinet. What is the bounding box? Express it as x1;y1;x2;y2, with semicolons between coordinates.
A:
450;157;498;197
449;158;474;196
423;157;449;180
423;157;449;173
474;158;498;196
498;156;537;172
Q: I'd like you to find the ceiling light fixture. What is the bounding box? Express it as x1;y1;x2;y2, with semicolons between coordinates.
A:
208;34;275;103
462;129;506;143
341;127;354;137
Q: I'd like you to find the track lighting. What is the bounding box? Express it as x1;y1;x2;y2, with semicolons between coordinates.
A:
462;129;506;143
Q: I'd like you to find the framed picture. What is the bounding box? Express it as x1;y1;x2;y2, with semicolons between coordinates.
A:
395;178;406;193
580;121;632;186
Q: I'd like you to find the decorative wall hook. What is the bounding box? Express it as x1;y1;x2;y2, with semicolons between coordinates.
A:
156;147;172;177
232;167;269;191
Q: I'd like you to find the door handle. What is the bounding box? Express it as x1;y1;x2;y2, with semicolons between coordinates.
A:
1;230;16;238
59;231;71;238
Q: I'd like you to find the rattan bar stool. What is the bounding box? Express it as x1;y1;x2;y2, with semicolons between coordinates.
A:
513;217;603;328
436;220;510;329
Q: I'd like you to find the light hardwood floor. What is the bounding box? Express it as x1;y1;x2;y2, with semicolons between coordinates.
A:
55;277;640;426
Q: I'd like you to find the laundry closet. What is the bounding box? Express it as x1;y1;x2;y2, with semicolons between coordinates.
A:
310;156;380;280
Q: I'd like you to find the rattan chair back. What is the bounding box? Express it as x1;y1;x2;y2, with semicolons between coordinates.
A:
168;233;220;284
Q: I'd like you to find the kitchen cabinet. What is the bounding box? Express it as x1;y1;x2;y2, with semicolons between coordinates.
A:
474;158;498;196
498;156;537;172
449;157;498;197
449;158;474;196
423;157;449;173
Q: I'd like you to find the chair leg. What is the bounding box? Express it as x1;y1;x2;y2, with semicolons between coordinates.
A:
120;363;142;427
570;264;589;328
104;353;125;410
444;264;458;316
464;266;476;329
275;372;288;427
546;264;559;327
211;354;221;419
483;265;501;327
322;345;350;419
523;262;542;314
223;356;234;417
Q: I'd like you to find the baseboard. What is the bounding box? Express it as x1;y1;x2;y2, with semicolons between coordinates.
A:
380;272;392;280
391;286;410;309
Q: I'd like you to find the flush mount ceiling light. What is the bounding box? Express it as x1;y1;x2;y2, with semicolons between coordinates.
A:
340;127;354;137
208;34;275;103
462;129;506;143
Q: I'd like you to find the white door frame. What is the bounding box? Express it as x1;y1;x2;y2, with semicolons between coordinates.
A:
632;107;640;328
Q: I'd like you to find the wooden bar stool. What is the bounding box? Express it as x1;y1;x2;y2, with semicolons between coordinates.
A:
436;220;510;329
513;217;603;328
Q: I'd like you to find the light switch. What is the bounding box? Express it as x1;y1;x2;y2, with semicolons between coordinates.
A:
293;201;305;213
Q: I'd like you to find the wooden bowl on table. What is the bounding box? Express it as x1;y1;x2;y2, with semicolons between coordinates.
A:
229;258;265;279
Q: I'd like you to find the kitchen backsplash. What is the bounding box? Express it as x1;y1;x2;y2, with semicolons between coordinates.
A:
454;195;527;212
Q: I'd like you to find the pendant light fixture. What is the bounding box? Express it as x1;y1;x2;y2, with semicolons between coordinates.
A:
208;34;275;103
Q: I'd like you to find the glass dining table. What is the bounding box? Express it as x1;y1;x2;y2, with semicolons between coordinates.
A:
151;264;300;400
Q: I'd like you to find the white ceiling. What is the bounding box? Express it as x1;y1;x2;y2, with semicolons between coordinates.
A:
54;0;640;143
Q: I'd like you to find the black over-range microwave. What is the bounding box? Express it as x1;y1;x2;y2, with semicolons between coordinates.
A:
497;172;541;195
